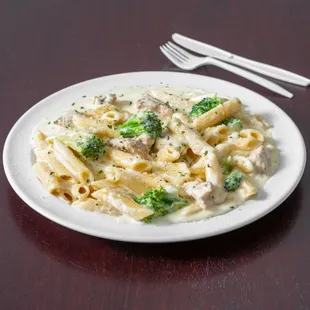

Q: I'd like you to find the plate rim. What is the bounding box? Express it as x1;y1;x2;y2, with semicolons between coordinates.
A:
3;71;307;243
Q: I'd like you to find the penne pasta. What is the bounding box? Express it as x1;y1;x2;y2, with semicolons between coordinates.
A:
33;162;60;194
214;142;235;160
155;133;188;162
193;97;241;130
157;146;181;162
106;148;151;172
232;155;254;173
169;116;213;156
71;184;90;200
235;129;264;151
33;131;48;151
53;140;94;183
72;198;121;216
189;156;206;175
153;162;191;186
35;149;75;181
103;166;165;194
100;110;123;125
204;124;230;146
205;151;222;186
239;179;257;199
91;180;154;220
72;114;119;138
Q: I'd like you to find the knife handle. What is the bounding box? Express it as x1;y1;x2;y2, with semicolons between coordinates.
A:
207;57;293;98
218;55;310;87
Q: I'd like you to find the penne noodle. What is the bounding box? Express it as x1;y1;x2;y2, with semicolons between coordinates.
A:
91;180;154;220
190;156;206;175
85;103;118;118
169;116;213;155
157;146;181;162
35;149;75;181
72;198;121;216
235;129;264;151
214;142;235;160
153;162;191;186
106;148;151;172
33;131;48;151
33;162;60;194
103;166;165;194
100;111;123;125
205;151;222;186
232;155;254;173
72;184;90;200
58;189;74;203
239;179;257;199
193;97;241;130
72;114;119;138
53;140;94;183
204;124;230;146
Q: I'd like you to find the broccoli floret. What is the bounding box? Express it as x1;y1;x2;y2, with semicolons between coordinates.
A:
134;186;188;222
57;133;105;161
221;156;233;175
118;110;162;138
222;117;242;131
189;97;225;117
224;170;244;192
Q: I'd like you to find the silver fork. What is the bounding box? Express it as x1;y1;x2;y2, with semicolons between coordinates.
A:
160;41;293;99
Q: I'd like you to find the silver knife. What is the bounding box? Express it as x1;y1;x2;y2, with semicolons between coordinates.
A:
172;33;310;87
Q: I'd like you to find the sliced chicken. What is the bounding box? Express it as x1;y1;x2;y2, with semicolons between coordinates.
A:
137;93;173;119
93;94;117;105
183;181;214;209
248;145;271;174
54;110;82;128
107;136;151;159
137;133;155;148
149;90;190;113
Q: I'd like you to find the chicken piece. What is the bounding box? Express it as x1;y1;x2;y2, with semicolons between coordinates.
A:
54;110;81;128
149;90;190;113
183;181;214;209
136;133;155;148
248;145;271;174
107;137;151;159
137;93;173;119
92;94;117;106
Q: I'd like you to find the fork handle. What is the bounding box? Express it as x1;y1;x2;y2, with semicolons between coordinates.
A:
206;57;293;98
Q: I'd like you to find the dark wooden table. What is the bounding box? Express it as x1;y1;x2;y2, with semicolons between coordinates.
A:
1;1;310;309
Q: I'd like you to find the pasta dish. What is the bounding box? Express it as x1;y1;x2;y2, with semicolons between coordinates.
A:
32;87;278;224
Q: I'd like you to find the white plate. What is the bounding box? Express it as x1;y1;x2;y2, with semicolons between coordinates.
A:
3;72;306;243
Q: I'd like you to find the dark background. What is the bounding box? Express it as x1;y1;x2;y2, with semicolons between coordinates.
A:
1;0;310;309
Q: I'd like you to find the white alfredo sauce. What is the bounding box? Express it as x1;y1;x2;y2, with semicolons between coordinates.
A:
34;86;278;225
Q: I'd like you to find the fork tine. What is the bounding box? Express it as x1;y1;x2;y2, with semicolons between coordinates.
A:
164;42;188;61
167;41;194;58
160;46;184;66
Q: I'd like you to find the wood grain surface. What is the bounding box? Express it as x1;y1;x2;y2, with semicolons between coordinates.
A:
1;0;310;309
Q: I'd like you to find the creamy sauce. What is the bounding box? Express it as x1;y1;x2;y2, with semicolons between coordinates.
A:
33;86;278;225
